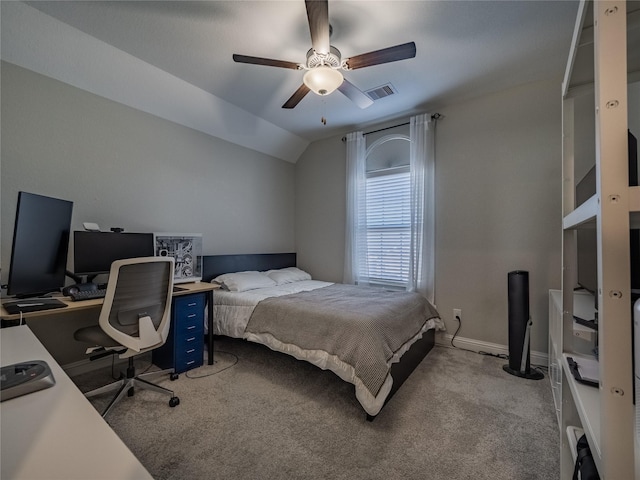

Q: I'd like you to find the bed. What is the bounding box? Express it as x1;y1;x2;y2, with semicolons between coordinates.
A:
202;253;443;419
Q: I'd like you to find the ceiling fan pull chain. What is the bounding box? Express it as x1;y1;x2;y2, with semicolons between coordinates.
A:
321;98;327;125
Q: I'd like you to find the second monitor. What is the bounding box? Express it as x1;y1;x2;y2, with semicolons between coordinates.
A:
73;231;154;281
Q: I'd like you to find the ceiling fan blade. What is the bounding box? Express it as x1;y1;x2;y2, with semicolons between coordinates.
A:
305;0;330;54
337;79;373;109
282;84;311;109
233;54;300;70
344;42;417;70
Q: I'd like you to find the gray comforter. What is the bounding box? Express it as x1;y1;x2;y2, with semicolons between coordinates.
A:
245;284;440;397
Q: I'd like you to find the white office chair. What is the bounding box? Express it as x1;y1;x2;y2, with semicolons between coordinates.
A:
74;256;180;417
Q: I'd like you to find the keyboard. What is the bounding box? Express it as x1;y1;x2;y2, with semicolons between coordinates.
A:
69;289;107;302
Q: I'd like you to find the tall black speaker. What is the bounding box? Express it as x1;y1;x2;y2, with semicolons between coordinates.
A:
503;270;544;380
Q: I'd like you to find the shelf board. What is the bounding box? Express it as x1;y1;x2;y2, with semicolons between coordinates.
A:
561;353;602;474
564;186;640;229
572;321;596;342
563;194;597;229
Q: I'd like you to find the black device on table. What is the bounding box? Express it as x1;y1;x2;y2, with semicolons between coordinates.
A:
6;192;73;300
0;360;56;401
4;192;73;314
3;298;67;315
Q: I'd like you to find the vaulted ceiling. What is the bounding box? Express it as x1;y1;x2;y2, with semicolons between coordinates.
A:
1;1;580;162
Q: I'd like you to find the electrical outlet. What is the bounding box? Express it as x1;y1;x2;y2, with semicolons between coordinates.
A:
453;308;462;322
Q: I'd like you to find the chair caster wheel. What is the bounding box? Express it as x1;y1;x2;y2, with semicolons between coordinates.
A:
170;373;179;381
169;396;180;407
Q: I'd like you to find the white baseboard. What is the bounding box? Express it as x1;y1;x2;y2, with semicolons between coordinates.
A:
435;331;548;367
64;334;549;376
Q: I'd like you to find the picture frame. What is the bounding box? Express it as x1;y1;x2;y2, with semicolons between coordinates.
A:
153;233;203;283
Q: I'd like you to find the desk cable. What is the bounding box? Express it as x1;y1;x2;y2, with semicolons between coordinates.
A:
185;350;238;379
449;313;548;373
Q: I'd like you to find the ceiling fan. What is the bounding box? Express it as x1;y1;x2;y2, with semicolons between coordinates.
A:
232;0;416;109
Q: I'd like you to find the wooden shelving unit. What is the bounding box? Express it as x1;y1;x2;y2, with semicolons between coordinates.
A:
555;1;639;478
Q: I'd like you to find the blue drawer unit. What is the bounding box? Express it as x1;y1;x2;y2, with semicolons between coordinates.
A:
153;292;205;374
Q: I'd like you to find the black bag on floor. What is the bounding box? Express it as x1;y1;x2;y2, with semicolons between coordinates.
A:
573;434;600;480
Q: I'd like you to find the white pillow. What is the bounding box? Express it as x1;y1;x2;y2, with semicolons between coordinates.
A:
265;267;312;285
213;271;276;292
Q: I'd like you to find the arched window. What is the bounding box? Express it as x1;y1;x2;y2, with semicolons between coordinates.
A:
346;114;435;300
363;134;411;287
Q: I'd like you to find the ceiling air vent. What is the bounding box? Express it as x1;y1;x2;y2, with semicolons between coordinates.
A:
365;83;397;101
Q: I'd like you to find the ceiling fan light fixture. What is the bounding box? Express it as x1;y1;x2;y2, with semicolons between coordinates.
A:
303;66;343;96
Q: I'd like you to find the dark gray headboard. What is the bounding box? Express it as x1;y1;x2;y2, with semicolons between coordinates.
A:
202;253;297;282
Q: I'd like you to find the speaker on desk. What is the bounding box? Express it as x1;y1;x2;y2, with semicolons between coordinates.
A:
503;270;544;380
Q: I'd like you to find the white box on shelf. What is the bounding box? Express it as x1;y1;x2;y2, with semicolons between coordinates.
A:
153;233;203;283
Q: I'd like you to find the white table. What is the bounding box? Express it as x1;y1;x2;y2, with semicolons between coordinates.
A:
0;325;152;479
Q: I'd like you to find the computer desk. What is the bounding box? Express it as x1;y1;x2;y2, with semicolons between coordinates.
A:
0;325;153;479
0;281;217;366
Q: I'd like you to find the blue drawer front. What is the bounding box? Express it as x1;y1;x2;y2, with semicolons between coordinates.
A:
171;293;205;373
176;330;202;351
175;357;203;373
173;293;205;336
174;294;205;319
175;340;203;372
152;292;206;373
174;314;203;337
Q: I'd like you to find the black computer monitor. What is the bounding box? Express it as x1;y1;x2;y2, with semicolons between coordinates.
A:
73;231;154;279
7;192;73;298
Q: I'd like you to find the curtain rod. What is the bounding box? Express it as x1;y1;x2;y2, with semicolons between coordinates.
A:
341;113;441;142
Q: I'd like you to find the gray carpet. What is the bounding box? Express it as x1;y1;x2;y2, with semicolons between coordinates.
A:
71;337;559;480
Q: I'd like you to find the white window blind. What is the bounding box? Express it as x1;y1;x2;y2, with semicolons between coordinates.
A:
364;168;411;287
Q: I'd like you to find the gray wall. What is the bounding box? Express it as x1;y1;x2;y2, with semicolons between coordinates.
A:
296;78;563;354
1;60;567;359
295;135;347;282
1;61;295;364
1;62;295;261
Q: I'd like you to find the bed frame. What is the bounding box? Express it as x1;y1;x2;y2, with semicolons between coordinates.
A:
203;253;297;281
202;253;435;420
